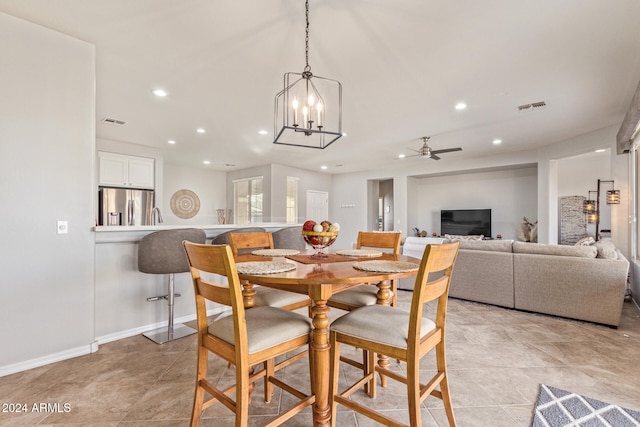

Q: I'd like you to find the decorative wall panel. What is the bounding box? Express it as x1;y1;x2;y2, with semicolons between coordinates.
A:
560;196;586;245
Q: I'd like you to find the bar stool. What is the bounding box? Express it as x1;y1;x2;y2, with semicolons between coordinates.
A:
138;228;206;344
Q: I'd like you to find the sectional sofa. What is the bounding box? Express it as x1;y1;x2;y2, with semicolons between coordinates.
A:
400;237;629;327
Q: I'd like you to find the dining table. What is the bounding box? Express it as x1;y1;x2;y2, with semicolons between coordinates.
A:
235;249;421;427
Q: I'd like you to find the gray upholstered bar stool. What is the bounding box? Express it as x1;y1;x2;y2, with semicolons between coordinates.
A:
138;228;206;344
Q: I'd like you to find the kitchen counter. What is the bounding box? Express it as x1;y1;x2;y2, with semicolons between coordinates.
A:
94;223;300;243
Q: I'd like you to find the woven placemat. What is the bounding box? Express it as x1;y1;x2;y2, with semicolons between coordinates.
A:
252;249;300;257
236;261;296;274
286;253;354;264
336;249;383;258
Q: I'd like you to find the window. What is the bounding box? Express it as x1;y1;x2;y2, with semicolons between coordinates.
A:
286;177;298;224
234;176;263;224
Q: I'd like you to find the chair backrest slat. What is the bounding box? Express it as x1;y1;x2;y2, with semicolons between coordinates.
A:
229;232;274;256
195;277;233;307
356;231;401;254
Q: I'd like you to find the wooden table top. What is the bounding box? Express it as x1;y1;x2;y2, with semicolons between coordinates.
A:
236;251;421;287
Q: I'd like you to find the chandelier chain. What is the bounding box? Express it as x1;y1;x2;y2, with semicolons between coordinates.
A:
304;0;311;73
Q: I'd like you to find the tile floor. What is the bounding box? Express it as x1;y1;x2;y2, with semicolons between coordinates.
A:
1;291;640;426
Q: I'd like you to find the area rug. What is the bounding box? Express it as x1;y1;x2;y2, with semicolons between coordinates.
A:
532;384;640;426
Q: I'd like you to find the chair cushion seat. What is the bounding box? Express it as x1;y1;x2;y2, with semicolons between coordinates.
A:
209;306;312;354
328;285;393;307
253;286;310;307
330;305;434;349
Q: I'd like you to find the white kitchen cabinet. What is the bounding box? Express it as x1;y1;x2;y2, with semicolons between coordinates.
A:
99;152;155;189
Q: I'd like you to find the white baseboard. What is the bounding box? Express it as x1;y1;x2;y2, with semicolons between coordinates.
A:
0;306;230;377
0;344;93;377
96;306;229;345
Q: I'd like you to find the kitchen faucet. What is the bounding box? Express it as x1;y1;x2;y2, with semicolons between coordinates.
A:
151;207;163;225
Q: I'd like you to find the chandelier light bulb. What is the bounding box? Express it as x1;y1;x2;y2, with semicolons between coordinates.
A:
308;94;315;107
317;102;323;127
292;97;299;126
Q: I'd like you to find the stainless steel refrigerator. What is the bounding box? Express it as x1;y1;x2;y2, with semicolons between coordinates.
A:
98;187;155;226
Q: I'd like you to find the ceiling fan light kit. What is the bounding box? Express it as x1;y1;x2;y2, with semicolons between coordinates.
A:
273;0;342;149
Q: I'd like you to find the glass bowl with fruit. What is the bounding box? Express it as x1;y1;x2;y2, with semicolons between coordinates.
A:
301;220;340;258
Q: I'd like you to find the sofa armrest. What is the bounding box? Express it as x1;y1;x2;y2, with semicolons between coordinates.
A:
402;236;446;259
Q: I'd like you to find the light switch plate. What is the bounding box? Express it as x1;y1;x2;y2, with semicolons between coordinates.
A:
57;220;68;234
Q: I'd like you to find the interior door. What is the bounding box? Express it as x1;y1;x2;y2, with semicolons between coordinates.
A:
306;190;328;221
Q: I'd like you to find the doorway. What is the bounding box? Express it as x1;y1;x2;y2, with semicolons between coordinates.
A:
368;179;394;231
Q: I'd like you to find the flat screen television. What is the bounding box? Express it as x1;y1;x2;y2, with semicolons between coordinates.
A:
440;209;491;237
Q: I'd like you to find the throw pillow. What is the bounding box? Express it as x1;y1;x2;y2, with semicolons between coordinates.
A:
444;234;484;241
593;240;618;259
574;236;595;246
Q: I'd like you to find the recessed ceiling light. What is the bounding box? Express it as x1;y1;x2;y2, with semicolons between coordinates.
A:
595;149;606;153
455;102;467;110
398;153;406;158
321;165;328;170
153;89;167;97
493;139;502;145
196;128;206;134
203;160;210;165
258;130;269;135
168;139;176;145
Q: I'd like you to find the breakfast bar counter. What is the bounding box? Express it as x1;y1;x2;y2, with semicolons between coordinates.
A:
94;223;299;243
93;223;298;345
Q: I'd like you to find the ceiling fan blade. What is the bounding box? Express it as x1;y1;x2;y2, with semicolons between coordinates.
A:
431;147;462;155
430;154;441;160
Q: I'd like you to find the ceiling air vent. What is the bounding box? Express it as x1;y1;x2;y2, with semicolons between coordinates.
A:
517;101;547;112
102;117;126;126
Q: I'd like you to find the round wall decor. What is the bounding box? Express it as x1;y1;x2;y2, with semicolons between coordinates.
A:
170;189;200;219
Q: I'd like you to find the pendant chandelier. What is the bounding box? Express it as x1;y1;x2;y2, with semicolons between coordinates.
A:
273;0;342;149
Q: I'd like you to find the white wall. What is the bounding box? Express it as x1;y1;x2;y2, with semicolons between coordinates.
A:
163;163;227;225
412;167;538;240
0;13;96;372
271;164;332;223
331;151;540;250
557;150;612;240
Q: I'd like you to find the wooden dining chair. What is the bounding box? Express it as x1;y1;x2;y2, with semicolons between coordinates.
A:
228;231;312;311
328;241;460;427
327;231;402;310
182;242;315;427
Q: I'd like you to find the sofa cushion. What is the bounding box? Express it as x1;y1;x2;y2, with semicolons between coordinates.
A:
594;240;618;259
456;239;513;253
512;241;597;258
444;234;484;241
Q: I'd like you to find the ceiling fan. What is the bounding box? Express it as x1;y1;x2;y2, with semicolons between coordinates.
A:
405;136;462;160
